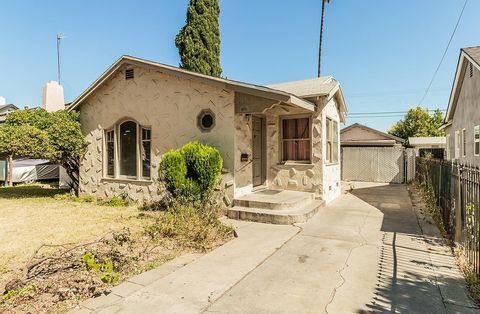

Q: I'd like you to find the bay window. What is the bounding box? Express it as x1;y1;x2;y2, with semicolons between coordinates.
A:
120;121;138;177
104;120;152;180
281;116;311;162
106;130;115;177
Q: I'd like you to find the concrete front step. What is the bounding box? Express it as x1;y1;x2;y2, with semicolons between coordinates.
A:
227;200;325;225
233;189;314;210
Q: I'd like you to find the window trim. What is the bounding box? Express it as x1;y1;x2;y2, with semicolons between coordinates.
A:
141;127;152;179
462;128;467;157
103;118;152;181
325;116;339;165
474;125;480;157
455;130;460;160
104;129;116;178
279;114;312;164
446;134;451;160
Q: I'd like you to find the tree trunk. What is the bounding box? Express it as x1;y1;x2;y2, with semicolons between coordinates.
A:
7;155;13;187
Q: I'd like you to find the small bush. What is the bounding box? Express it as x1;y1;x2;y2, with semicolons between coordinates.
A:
144;201;234;251
100;196;126;207
158;142;223;202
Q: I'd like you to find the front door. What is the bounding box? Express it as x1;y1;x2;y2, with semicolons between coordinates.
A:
252;116;266;187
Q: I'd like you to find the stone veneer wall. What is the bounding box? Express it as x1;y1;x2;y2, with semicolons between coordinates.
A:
234;114;253;197
266;105;323;196
78;64;235;202
233;98;342;203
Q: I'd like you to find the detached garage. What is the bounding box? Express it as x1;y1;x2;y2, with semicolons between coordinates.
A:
340;123;406;183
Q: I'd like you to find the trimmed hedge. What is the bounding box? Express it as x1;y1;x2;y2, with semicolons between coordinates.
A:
159;142;223;201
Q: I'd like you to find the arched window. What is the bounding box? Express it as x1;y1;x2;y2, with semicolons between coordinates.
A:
120;121;138;177
104;120;151;180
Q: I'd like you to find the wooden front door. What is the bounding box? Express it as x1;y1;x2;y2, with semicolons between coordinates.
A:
252;116;266;187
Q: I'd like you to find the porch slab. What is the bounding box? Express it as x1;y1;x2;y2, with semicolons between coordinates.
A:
228;199;324;225
233;189;315;210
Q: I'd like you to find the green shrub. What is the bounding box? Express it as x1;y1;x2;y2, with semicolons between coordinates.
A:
100;196;126;207
159;142;223;202
82;252;119;285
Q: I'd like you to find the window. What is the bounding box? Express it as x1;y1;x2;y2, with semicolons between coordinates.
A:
446;134;451;160
281;117;311;162
455;130;460;159
106;130;115;177
141;128;151;178
119;121;137;177
197;109;216;132
462;129;467;157
474;126;480;156
105;120;152;180
326;117;339;164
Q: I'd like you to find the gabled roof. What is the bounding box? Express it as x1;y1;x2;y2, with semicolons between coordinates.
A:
267;77;348;121
0;104;19;113
68;55;316;112
341;123;405;143
444;46;480;124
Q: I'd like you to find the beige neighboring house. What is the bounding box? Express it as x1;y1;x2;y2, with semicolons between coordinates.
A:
68;55;347;207
442;46;480;167
340;123;405;147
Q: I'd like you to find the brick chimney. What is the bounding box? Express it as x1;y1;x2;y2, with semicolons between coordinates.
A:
42;81;65;112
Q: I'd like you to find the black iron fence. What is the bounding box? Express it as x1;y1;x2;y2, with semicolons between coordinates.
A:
416;157;480;276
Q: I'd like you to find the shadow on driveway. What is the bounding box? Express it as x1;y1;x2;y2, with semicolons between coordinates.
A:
350;183;476;313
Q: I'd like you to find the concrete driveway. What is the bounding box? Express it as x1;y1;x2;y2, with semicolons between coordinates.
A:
75;183;478;313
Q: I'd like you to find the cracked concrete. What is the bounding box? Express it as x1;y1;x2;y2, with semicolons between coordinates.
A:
73;182;478;314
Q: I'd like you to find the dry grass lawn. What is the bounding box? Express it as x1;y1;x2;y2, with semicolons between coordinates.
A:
0;185;155;289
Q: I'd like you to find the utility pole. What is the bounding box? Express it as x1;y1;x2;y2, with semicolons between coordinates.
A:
317;0;331;77
57;33;65;84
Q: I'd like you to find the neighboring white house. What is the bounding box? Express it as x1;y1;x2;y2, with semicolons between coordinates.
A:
408;137;446;158
68;56;348;210
0;97;18;124
442;46;480;167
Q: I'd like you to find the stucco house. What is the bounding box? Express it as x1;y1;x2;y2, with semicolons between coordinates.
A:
442;46;480;167
68;56;347;217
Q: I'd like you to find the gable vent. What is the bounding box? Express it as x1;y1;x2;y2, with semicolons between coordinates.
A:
470;63;473;78
125;69;134;80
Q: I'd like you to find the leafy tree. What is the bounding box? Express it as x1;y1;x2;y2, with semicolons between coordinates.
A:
0;124;53;186
0;108;87;187
175;0;222;77
388;107;445;143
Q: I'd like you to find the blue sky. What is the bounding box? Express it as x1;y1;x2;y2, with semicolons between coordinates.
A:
0;0;478;131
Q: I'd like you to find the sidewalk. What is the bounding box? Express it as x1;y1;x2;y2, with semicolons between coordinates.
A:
72;220;299;313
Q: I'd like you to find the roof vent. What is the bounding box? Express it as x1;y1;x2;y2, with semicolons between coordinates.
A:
470;63;473;78
125;69;134;80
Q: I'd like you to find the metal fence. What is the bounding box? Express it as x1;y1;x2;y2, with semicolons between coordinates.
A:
416;157;480;276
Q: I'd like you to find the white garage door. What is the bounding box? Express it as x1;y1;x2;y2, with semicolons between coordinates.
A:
341;147;405;183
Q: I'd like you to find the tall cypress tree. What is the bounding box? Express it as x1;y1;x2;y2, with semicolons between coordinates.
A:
175;0;222;77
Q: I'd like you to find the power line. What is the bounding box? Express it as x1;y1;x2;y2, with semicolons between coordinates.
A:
418;0;468;105
347;109;446;116
347;86;449;98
